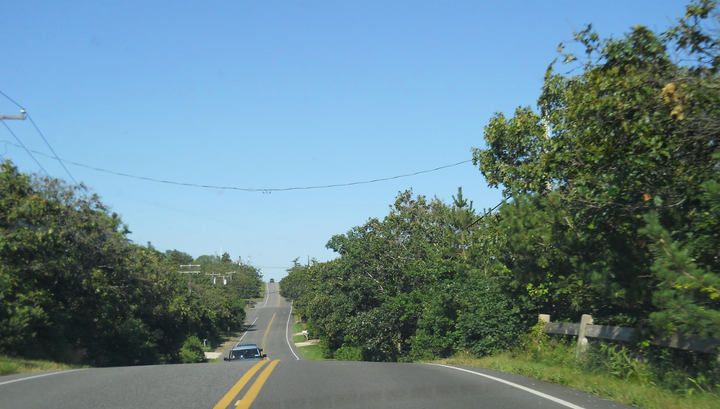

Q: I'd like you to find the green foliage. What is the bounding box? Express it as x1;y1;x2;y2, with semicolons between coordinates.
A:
179;336;206;363
0;160;254;366
334;345;363;361
0;354;83;376
164;249;193;265
639;172;720;337
470;0;720;329
279;4;720;391
440;340;720;409
582;342;720;395
457;275;536;356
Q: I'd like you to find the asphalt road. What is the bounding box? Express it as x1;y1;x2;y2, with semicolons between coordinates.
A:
0;283;636;409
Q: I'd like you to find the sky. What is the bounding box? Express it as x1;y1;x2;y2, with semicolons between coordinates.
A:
1;0;688;279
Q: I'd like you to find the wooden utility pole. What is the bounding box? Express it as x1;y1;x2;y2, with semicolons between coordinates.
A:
0;110;26;121
179;264;201;293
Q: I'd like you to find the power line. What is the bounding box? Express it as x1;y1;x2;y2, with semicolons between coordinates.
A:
467;200;504;228
26;112;81;188
0;91;81;188
0;139;472;193
2;122;49;177
0;90;24;110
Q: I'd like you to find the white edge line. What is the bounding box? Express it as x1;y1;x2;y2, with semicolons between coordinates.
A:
0;369;85;386
430;364;586;409
237;316;259;345
285;300;300;360
262;282;269;309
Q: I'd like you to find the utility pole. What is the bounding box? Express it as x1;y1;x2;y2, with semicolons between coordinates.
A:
0;111;26;121
0;111;26;159
179;264;201;293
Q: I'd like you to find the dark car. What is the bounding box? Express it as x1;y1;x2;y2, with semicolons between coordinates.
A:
224;343;266;361
269;278;274;283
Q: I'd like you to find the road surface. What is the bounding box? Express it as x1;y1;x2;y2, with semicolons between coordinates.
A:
0;283;635;409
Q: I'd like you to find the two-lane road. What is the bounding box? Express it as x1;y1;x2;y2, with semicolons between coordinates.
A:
236;282;301;362
0;283;635;409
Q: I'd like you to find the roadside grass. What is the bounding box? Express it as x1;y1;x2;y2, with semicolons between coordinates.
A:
432;348;720;409
214;331;241;348
0;355;83;376
292;322;308;342
297;345;330;361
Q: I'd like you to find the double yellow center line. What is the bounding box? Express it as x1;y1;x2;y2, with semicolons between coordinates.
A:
212;359;280;409
213;283;283;409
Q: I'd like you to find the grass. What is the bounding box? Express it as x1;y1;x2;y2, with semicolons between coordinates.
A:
297;345;331;361
292;322;308;342
0;355;84;376
214;331;240;348
431;346;720;409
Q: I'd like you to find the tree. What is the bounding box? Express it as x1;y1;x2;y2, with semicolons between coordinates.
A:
471;0;720;327
0;160;253;365
165;249;194;265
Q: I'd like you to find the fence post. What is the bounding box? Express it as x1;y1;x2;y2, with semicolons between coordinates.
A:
537;314;551;351
576;314;593;358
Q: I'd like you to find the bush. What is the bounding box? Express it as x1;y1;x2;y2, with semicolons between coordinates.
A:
457;275;535;356
334;345;363;361
582;341;720;394
179;336;205;363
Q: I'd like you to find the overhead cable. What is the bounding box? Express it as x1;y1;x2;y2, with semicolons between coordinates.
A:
0;139;472;192
26;113;81;188
0;91;82;188
2;123;49;177
467;200;504;228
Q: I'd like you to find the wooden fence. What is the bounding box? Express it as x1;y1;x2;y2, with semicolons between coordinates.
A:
540;314;720;357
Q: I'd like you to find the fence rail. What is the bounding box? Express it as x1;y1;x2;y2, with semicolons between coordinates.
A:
541;314;720;355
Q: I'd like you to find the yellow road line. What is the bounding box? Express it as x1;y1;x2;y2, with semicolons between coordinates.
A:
261;313;276;351
235;359;280;409
212;360;267;409
277;291;281;307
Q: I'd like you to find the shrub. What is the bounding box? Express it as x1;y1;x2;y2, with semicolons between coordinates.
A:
179;336;205;363
334;345;363;361
457;275;535;356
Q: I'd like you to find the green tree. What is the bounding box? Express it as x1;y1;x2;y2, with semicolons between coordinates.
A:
0;160;251;365
471;0;720;327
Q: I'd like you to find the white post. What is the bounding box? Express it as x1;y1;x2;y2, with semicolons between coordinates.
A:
576;314;593;358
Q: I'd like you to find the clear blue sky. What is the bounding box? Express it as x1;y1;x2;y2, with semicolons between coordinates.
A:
1;1;687;279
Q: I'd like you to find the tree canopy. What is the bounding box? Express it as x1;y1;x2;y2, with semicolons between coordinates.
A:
282;0;720;365
0;161;262;365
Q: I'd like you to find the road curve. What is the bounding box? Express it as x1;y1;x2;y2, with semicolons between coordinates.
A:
0;283;635;409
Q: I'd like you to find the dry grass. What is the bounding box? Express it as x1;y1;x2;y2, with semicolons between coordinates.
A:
0;355;83;376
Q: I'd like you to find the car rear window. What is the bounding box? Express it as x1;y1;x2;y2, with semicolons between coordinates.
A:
230;348;260;359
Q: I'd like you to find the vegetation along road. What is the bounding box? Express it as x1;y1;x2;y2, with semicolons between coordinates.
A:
3;2;720;409
1;283;634;409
